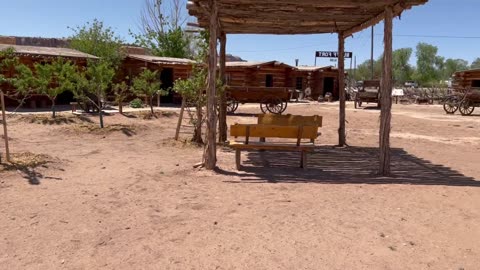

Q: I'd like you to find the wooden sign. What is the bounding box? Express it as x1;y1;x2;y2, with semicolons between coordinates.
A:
316;51;353;58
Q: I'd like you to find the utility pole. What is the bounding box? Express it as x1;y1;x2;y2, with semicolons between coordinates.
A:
370;26;374;80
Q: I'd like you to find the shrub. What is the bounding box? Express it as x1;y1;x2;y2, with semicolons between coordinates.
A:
129;98;143;108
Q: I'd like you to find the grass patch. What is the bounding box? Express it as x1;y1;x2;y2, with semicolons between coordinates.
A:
68;123;138;137
0;152;51;172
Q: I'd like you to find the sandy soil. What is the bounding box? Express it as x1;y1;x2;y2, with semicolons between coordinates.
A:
0;102;479;269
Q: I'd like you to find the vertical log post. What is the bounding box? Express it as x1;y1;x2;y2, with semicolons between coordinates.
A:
1;91;11;163
218;32;228;143
338;32;346;146
203;0;218;170
379;6;394;176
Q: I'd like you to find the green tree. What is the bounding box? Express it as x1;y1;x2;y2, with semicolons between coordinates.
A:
0;48;37;109
113;80;130;114
414;43;443;86
69;19;125;67
470;58;480;70
353;59;382;81
75;61;116;128
34;58;78;118
392;48;413;85
132;69;164;116
131;0;192;58
443;58;469;80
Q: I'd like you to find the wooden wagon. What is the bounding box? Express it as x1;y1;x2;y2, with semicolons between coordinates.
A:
354;80;380;108
226;86;290;114
446;69;480;115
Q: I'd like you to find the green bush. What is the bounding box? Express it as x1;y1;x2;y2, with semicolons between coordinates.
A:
129;98;143;108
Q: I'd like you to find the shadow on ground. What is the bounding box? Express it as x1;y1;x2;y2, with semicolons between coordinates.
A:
217;146;480;187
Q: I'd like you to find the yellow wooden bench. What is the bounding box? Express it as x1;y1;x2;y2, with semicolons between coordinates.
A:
257;114;322;143
229;115;322;169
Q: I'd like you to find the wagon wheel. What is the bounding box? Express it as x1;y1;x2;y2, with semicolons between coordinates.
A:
279;101;288;113
260;96;284;114
226;98;239;113
459;100;475;116
442;96;459;114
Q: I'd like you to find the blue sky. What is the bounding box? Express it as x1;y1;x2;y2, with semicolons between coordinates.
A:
1;0;479;67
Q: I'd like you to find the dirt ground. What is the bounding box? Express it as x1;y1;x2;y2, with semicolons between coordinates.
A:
0;102;479;269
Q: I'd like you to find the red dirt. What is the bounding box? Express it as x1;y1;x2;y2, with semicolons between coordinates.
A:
0;103;479;269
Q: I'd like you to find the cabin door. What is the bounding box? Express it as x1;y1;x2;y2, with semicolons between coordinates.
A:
323;77;335;98
160;68;174;103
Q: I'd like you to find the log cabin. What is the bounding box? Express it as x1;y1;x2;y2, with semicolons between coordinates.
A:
452;69;480;89
225;61;293;88
119;48;195;104
0;44;97;108
292;66;340;100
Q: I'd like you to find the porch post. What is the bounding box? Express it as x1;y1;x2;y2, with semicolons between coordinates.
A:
379;6;394;175
338;32;346;146
204;0;218;169
218;32;228;143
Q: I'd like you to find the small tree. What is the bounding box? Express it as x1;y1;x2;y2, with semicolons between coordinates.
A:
75;60;116;128
113;80;130;114
69;19;125;68
34;58;77;118
0;48;36;110
132;69;164;116
132;0;193;58
173;66;206;143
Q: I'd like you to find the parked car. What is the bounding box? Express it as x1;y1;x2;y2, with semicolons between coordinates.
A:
404;81;418;88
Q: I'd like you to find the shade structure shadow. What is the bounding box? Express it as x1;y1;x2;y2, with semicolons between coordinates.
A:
219;146;479;187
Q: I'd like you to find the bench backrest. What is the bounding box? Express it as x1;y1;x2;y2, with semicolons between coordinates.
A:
257;114;322;127
230;124;318;145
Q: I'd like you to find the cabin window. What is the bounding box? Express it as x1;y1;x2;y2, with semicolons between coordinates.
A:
472;80;480;87
296;77;303;90
265;74;274;87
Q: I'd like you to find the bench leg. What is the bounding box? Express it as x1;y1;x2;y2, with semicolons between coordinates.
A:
235;150;241;170
300;151;307;169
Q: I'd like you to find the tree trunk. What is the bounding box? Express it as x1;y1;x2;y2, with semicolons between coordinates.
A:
338;32;346;146
218;32;228;143
99;110;104;128
119;102;123;114
1;90;11;163
149;95;155;117
51;98;56;118
193;101;204;144
203;0;218;170
379;6;394;176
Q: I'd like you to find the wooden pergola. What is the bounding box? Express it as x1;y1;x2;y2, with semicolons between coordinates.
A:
187;0;428;175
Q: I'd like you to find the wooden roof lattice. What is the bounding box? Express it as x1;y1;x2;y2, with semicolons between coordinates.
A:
187;0;428;35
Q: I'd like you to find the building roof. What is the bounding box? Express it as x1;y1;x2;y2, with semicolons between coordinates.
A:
226;60;293;68
188;0;428;35
0;44;98;59
128;54;196;65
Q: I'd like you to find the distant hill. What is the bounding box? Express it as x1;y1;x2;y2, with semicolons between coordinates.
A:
0;36;69;47
226;54;246;62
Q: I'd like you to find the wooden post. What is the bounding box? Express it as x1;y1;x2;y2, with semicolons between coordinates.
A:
1;91;11;163
175;98;186;141
379;6;394;176
218;32;228;143
338;32;346;146
203;0;218;170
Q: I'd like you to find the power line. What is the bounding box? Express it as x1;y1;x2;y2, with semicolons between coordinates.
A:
378;34;480;39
